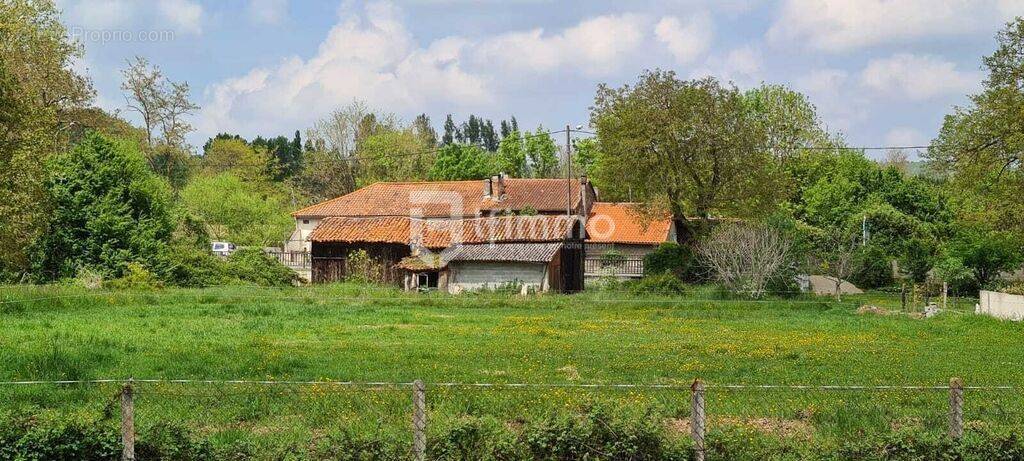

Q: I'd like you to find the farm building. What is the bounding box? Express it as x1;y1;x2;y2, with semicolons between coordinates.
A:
584;202;676;279
308;214;585;293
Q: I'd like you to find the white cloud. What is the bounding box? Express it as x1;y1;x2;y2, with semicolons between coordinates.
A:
860;53;983;100
157;0;203;35
197;1;490;138
248;0;289;25
472;14;647;76
768;0;1021;52
884;127;927;147
654;13;713;65
66;0;136;29
690;45;763;86
795;68;848;94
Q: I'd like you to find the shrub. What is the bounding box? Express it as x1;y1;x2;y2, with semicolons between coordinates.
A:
523;405;687;461
105;262;163;289
152;244;229;288
225;248;298;287
644;242;701;281
628;272;688;296
0;413;119;460
850;244;895;289
600;249;627;266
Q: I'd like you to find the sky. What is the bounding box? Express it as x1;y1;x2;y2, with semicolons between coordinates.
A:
57;0;1024;158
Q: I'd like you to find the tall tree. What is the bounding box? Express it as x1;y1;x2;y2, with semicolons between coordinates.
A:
591;71;787;237
120;56;198;149
442;114;458;146
356;128;433;186
413;113;438;147
203;138;272;183
429;144;493;181
928;18;1024;237
524;127;559;178
0;0;93;280
482;119;499;151
32;133;173;280
496;132;527;177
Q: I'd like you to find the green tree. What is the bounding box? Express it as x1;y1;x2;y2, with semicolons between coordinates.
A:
496;131;527;177
202;138;272;183
591;71;787;237
32;133;173;280
572;137;601;179
356;128;432;185
928;18;1024;238
525;127;559;178
179;173;293;247
947;226;1023;288
428;144;493;181
0;0;94;280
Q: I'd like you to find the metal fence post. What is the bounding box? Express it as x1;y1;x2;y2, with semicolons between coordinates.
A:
121;379;135;461
412;379;426;461
691;379;706;461
949;377;963;440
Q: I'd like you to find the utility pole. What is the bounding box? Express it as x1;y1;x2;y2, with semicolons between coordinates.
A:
565;124;573;216
862;215;868;246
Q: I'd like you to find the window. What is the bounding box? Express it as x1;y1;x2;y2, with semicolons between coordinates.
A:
302;219;310;224
417;271;439;289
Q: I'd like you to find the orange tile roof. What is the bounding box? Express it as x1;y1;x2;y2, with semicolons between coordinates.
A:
292;179;583;218
310;215;578;248
586;202;673;245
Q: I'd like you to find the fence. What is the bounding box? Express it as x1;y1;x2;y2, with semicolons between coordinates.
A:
2;377;1020;460
584;257;645;277
264;250;311;270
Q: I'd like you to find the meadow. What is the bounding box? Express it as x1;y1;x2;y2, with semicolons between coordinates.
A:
1;283;1022;459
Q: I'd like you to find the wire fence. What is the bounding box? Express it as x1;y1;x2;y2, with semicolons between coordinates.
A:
1;378;1020;460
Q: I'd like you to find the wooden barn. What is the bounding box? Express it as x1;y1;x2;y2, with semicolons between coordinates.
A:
308;214;585;293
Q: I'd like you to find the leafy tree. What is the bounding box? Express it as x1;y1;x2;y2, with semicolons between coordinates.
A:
356;128;432;185
203;133;244;155
928;18;1024;238
572;137;601;179
442;114;458;146
591;71;787;237
202;138;272;183
496;132;527;177
428;144;493;181
900;236;939;284
644;242;701;282
742;84;833;161
0;0;93;280
120;56;198;149
413;114;438;147
32;133;174;280
946;226;1023;288
482;119;499;151
295;103;368;199
850;243;896;289
179;173;292;246
525;127;559;178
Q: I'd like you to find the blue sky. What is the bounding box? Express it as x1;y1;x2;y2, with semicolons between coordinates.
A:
58;0;1024;158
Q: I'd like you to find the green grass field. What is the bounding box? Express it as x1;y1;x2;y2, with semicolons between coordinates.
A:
0;283;1020;458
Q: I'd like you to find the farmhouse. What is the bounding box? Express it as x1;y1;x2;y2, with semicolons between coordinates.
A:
288;174;681;290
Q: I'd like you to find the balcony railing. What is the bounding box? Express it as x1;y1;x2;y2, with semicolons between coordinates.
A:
584;258;644;277
266;250;311;270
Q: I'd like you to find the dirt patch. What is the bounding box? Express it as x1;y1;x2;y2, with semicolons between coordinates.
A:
857;305;889;316
557;365;580;381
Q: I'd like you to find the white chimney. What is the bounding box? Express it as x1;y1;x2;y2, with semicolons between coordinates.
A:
483;178;493;199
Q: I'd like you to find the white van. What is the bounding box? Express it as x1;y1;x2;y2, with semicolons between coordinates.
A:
211;241;236;257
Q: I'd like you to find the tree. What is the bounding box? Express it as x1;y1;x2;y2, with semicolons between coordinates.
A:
572;137;601;178
120;56;198;149
428;144;493;181
811;229;860;301
293;103;367;200
356;128;432;185
742;84;832;161
496;132;527;177
32;133;173;280
947;226;1023;288
591;71;788;238
524;127;559;178
202;138;272;183
413;114;438;147
698;223;793;298
179;173;293;246
928;18;1024;238
442;114;458;146
0;0;94;280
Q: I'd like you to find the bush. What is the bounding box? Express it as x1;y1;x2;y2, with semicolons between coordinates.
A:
628;272;688;296
105;262;163;289
644;242;701;282
850;244;895;289
152;244;229;288
523;405;687;460
225;248;298;287
0;413;119;460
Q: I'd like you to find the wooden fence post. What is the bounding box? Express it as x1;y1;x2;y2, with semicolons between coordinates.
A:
691;379;706;461
943;282;948;311
412;379;426;461
949;377;964;440
121;379;135;461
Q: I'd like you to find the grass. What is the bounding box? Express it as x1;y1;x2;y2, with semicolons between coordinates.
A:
0;283;1020;456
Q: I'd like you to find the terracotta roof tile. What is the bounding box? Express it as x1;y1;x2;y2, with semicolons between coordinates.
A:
293;179;583;218
586;202;673;245
310;215;578;248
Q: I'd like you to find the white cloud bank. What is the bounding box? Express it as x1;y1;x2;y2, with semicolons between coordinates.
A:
654;13;713;65
768;0;1022;52
860;53;983;100
197;2;657;138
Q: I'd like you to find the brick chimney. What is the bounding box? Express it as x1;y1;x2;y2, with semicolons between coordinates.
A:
497;172;507;199
483;177;493;199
